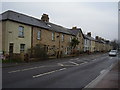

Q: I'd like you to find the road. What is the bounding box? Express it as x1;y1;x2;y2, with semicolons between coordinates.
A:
2;53;118;88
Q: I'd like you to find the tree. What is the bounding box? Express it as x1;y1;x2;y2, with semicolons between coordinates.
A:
70;38;80;49
111;39;119;50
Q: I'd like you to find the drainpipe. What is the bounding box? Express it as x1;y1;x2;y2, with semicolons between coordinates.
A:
31;26;33;55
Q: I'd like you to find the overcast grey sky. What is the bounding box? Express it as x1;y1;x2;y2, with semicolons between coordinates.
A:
1;2;118;41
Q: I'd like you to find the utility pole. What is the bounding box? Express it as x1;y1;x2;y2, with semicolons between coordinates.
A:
56;33;60;58
59;33;61;58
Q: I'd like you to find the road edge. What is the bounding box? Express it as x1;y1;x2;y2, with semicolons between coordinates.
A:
83;61;118;88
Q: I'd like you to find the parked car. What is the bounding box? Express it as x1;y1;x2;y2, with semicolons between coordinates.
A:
109;50;117;56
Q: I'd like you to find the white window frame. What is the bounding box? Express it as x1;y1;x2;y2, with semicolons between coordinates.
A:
20;44;25;52
52;32;55;41
18;26;24;37
37;30;41;40
70;37;72;42
62;34;64;42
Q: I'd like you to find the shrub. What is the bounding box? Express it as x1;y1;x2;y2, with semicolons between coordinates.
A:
28;44;48;59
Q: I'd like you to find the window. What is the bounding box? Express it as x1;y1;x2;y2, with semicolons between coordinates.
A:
70;37;72;42
37;30;41;40
52;32;55;41
18;26;24;37
85;40;86;45
47;24;51;27
62;34;64;41
79;33;81;37
20;44;25;52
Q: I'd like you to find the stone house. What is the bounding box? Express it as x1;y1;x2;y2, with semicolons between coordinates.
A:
95;36;112;52
1;10;113;60
32;14;75;57
84;32;95;53
1;11;32;59
1;10;85;58
69;27;84;53
84;34;91;53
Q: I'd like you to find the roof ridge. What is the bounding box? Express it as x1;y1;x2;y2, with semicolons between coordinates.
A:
2;10;43;22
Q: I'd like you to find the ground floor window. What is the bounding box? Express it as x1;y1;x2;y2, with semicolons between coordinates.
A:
20;44;25;53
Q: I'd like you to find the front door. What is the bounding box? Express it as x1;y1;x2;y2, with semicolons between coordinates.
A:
9;43;14;54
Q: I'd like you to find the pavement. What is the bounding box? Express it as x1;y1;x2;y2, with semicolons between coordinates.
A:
94;60;120;88
84;57;120;89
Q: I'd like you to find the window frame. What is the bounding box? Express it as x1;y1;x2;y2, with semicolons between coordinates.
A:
20;44;25;53
37;30;41;40
70;37;72;42
18;26;24;38
61;34;64;42
52;32;55;41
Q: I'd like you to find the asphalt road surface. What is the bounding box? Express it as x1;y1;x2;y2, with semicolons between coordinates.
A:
2;53;118;88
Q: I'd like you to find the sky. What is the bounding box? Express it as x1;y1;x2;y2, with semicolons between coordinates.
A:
1;1;118;41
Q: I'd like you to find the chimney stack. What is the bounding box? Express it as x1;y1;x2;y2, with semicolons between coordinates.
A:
41;14;49;22
101;38;104;41
96;36;99;40
72;26;77;30
87;32;91;37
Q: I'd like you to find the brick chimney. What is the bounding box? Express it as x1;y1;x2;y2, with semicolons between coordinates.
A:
41;14;49;22
96;36;99;40
72;26;77;30
99;37;102;40
101;38;104;41
87;32;91;37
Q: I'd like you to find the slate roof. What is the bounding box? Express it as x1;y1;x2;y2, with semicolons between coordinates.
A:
68;28;85;38
46;22;72;35
100;40;106;44
1;10;73;35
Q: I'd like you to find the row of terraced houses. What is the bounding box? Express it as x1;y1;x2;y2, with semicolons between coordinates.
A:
0;10;113;59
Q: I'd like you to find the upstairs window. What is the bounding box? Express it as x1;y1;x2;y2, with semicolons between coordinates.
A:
37;30;41;40
62;34;64;42
79;33;81;37
70;37;72;42
18;26;24;38
52;32;55;41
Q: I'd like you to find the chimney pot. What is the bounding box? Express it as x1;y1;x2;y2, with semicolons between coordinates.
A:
72;26;77;30
41;13;49;22
96;36;99;40
87;32;91;37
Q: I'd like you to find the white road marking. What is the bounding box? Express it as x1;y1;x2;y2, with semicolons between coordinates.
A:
92;59;97;61
33;68;66;78
74;58;79;60
70;58;79;60
70;59;74;60
69;61;79;66
21;66;38;71
8;70;21;73
58;63;64;66
109;57;113;59
8;66;45;73
79;61;88;65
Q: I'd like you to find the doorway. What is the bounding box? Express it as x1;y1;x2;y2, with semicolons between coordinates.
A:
9;43;14;53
